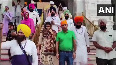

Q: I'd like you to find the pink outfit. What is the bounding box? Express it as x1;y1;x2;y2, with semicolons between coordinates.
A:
29;4;35;9
21;13;35;34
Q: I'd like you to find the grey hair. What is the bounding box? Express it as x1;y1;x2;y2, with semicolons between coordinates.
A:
98;19;107;25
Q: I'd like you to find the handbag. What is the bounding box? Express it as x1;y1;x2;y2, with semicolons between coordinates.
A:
18;43;32;65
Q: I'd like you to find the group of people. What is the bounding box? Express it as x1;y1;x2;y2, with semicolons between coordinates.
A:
1;0;116;65
2;0;41;37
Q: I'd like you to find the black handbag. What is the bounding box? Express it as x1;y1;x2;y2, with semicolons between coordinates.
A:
19;44;32;65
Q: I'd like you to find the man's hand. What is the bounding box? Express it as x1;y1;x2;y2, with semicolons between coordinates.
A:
87;47;90;53
105;47;113;53
102;47;113;53
73;52;76;59
49;29;53;34
56;53;59;59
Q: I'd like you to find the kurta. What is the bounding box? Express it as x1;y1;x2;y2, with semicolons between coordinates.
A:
71;26;90;65
1;40;38;65
28;11;41;26
11;6;16;23
45;16;61;33
2;11;12;34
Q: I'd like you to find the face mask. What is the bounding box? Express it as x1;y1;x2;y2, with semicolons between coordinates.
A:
29;9;33;12
65;16;69;20
100;25;106;31
76;25;81;29
51;13;55;17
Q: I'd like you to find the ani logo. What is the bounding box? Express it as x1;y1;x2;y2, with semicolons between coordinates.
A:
97;4;115;16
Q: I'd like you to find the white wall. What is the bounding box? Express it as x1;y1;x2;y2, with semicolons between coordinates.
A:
73;0;85;16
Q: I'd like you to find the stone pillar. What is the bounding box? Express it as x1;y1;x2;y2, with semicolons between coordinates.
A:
73;0;85;16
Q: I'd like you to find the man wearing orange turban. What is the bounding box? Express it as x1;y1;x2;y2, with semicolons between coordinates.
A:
56;20;77;65
71;16;90;65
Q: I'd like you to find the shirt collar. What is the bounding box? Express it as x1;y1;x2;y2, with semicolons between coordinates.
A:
61;30;69;33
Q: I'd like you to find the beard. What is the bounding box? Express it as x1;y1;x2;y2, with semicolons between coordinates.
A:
16;35;26;45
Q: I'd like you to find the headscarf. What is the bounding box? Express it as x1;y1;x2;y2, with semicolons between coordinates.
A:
29;3;35;9
17;24;31;37
23;12;29;20
21;12;35;34
98;19;107;25
61;20;67;26
50;1;54;5
74;16;84;23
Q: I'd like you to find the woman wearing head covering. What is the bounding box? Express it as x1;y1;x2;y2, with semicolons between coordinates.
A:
2;6;12;35
1;24;38;65
21;12;35;34
39;22;57;65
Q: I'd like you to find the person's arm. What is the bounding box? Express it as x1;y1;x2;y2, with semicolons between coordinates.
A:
32;42;38;65
72;31;77;53
93;41;105;50
31;19;35;34
112;31;116;49
56;33;60;59
36;12;41;25
54;17;61;26
72;31;77;59
112;41;116;49
1;41;11;49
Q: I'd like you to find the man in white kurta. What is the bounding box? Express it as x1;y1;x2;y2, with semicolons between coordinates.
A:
45;11;61;33
11;1;16;25
16;1;22;25
71;16;90;65
62;10;74;30
28;6;41;26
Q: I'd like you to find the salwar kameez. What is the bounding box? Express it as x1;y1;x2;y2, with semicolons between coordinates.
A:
2;11;12;34
39;28;57;65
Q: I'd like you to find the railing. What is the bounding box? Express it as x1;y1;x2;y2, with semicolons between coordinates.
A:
82;12;99;36
32;10;44;46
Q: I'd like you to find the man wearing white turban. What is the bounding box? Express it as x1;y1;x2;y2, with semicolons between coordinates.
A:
92;19;116;65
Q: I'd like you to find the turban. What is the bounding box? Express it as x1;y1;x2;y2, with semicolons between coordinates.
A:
74;16;84;23
98;19;107;25
61;20;67;26
24;2;27;5
5;6;9;9
29;4;35;9
17;24;31;37
50;1;54;4
63;7;67;10
64;10;71;15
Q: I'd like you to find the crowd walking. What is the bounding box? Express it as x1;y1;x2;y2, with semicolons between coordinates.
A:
1;0;116;65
